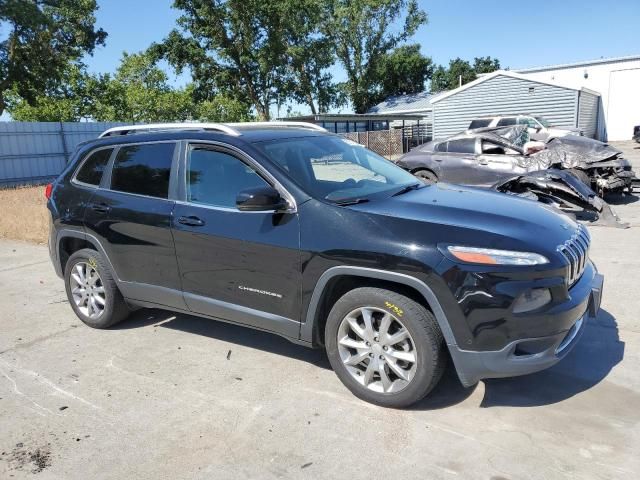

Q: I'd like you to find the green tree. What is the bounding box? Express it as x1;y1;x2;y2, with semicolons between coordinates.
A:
283;0;341;114
7;51;255;122
92;52;195;122
473;56;501;74
152;0;294;120
376;44;433;100
323;0;427;113
0;0;107;116
7;63;104;121
430;56;501;92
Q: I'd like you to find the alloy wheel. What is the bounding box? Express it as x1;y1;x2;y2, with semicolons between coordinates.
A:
69;261;106;319
337;306;417;393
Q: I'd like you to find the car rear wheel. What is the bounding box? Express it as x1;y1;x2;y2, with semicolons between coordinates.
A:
414;169;438;184
325;287;446;408
64;248;130;329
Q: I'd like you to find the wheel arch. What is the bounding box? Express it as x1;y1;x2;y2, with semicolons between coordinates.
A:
412;167;438;178
301;266;457;349
56;230;119;282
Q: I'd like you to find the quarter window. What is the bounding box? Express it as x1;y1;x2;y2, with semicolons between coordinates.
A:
187;148;269;208
446;138;476;154
110;143;175;198
75;148;113;186
469;119;492;129
496;117;517;127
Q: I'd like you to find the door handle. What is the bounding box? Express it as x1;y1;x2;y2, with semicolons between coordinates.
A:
90;203;110;214
178;215;205;227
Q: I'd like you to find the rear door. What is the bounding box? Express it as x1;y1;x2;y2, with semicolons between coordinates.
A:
83;141;185;309
435;138;478;184
171;143;302;339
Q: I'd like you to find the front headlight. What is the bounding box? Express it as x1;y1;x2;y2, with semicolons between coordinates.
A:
447;246;549;266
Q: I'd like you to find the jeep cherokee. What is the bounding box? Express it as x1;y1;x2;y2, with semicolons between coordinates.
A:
46;122;603;408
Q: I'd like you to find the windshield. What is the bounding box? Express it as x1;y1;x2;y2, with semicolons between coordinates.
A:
254;136;419;203
534;116;551;127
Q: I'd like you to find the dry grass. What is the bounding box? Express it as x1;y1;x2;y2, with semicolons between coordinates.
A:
0;186;49;244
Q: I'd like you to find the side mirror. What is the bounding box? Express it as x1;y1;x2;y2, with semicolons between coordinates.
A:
236;186;288;212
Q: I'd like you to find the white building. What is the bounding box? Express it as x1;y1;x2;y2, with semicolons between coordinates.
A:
515;55;640;141
368;54;640;142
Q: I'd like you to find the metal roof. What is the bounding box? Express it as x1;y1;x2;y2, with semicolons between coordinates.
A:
431;70;600;104
281;113;425;121
367;91;443;114
514;54;640;73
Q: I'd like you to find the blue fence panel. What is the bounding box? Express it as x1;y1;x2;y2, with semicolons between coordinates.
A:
0;122;126;187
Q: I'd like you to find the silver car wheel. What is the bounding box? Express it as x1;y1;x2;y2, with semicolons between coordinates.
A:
337;306;417;393
69;261;106;319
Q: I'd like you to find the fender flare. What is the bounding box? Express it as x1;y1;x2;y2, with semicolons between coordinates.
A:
55;229;120;282
300;266;458;348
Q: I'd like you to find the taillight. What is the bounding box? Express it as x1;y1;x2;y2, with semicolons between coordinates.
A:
45;183;53;199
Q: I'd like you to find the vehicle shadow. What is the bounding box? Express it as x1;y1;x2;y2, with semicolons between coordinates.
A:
113;308;332;370
605;192;638;205
112;308;622;410
479;309;624;408
409;363;478;411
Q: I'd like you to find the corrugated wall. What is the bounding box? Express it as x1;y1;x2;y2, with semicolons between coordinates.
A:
0;122;125;187
432;74;579;139
577;91;599;139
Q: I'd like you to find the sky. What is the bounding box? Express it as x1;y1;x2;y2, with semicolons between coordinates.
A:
85;0;639;75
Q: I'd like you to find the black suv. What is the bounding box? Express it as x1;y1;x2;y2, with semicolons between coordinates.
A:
47;122;603;407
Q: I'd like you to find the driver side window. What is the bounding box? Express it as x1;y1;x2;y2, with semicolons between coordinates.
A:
186;148;269;208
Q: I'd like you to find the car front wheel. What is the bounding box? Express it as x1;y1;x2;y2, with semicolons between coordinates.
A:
325;287;446;408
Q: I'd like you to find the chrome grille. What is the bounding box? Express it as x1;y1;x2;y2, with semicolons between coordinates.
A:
557;224;590;286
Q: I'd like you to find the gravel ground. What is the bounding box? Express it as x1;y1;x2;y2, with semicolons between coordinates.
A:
0;142;638;479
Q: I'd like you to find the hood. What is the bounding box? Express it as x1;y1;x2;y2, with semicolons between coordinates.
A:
350;183;579;254
532;135;623;168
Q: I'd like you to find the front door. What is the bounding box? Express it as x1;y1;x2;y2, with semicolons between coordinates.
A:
171;144;302;339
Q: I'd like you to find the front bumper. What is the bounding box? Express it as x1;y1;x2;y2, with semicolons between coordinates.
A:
450;270;604;387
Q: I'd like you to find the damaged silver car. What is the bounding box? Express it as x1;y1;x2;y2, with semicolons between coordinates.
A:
396;126;636;227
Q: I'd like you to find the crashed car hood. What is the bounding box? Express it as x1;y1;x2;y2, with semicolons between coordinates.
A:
533;135;623;168
350;183;578;249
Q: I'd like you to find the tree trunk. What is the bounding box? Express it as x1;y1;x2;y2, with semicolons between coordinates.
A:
256;103;270;121
307;94;317;115
0;92;5;118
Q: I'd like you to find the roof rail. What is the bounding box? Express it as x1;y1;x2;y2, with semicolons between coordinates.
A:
98;123;242;138
98;121;327;138
226;121;327;132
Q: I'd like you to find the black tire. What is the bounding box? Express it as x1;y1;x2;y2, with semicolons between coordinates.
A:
325;287;446;408
64;248;130;329
414;169;438;184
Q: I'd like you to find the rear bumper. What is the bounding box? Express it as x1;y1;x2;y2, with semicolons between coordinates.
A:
450;271;604;387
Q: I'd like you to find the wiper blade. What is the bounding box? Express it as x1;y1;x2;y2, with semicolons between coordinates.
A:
392;183;422;196
332;198;370;206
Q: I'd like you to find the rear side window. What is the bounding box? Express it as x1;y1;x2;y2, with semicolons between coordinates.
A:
469;119;492;129
110;143;175;198
75;148;113;186
434;142;447;152
496;117;517;127
446;138;476;154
